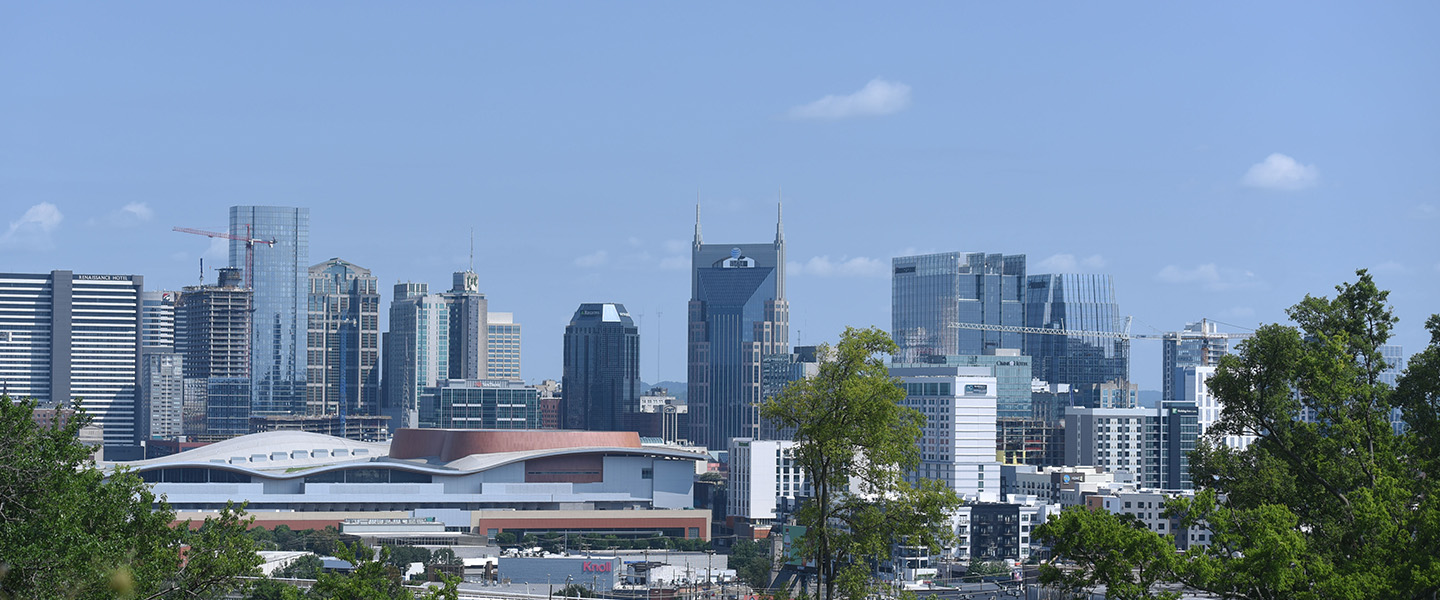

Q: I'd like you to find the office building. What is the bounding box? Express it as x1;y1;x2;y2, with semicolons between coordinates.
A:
486;312;521;380
1065;401;1198;490
687;203;789;449
176;267;253;440
443;270;489;381
0;271;143;446
562;303;641;432
141;290;177;351
890;361;1001;502
140;352;185;440
230;205;309;416
1162;320;1234;403
891;252;1026;363
639;387;688;443
1023;273;1129;390
383;282;448;429
306;258;380;418
418;379;542;430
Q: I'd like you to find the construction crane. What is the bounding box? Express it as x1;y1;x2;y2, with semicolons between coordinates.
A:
951;317;1252;341
172;225;276;289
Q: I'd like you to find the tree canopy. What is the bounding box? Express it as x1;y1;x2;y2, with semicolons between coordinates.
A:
0;396;260;599
1037;270;1440;600
760;327;961;600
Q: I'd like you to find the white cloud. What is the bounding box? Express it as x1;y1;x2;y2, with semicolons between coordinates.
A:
1219;306;1256;320
574;250;608;268
1035;253;1107;272
86;201;156;227
122;202;153;221
1241;153;1319;191
788;78;912;120
659;256;688;271
1416;203;1438;219
1373;261;1407;273
1155;263;1259;292
1;202;64;247
203;237;228;261
788;255;888;278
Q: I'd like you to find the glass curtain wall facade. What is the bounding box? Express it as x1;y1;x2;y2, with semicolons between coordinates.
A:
687;205;789;450
891;252;1026;364
306;258;380;418
230;206;309;416
1023;274;1129;390
382;283;449;429
418;380;541;429
562;303;641;432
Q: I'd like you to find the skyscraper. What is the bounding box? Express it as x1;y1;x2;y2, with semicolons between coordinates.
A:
1162;320;1231;403
562;303;641;432
141;291;177;351
382;282;449;428
176;267;253;440
891;252;1026;364
230;205;308;416
1023;273;1129;390
486;312;521;380
306;258;380;418
688;203;789;450
139;290;182;441
0;271;143;446
442;270;488;380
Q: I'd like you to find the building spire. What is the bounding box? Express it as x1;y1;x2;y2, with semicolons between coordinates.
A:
776;187;784;244
468;227;475;272
693;192;703;249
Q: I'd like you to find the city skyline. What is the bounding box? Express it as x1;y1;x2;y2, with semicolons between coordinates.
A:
2;4;1436;390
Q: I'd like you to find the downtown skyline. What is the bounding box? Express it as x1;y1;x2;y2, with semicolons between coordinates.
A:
2;3;1436;390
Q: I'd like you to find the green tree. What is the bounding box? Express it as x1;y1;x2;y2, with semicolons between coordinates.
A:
760;327;962;600
731;538;774;590
307;542;458;600
1034;508;1179;600
274;554;323;580
1038;271;1440;599
0;396;260;599
555;583;595;598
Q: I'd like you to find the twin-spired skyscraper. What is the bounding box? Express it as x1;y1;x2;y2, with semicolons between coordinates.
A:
687;204;789;450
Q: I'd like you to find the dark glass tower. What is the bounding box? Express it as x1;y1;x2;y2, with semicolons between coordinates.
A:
230;206;308;417
1023;273;1129;389
688;203;789;450
561;303;640;432
891;252;1026;363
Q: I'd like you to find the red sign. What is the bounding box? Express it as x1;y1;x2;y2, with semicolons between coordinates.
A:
583;561;612;572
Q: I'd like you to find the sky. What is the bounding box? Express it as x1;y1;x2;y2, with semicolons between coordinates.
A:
2;3;1437;390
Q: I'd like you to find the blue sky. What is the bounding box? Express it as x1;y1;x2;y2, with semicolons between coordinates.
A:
3;3;1436;389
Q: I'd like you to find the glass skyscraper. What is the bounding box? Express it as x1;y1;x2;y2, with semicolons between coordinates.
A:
230;206;308;416
1023;273;1129;390
688;204;789;450
891;252;1026;364
562;303;641;432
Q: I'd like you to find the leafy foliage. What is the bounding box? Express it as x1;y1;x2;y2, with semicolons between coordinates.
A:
307;542;458;600
0;396;260;599
760;327;962;600
554;583;595;598
1038;271;1440;600
1035;508;1179;600
730;538;774;590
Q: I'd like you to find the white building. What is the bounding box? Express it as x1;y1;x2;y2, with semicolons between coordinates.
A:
1183;365;1256;451
890;364;1001;502
728;438;808;531
486;312;522;380
1095;489;1211;550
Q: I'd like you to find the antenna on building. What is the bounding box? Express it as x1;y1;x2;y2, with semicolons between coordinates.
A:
469;227;475;272
693;192;702;247
199;258;204;286
776;187;784;243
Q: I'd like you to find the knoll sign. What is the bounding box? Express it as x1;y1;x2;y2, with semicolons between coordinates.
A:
582;561;612;573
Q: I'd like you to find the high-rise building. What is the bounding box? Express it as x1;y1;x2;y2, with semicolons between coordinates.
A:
486;312;521;380
141;290;177;351
306;258;380;418
891;252;1026;364
443;270;489;381
140;353;184;440
230;205;308;416
176;267;253;440
687;203;789;450
1162;320;1232;404
1381;345;1407;434
890;361;1002;502
1079;379;1140;409
0;271;143;446
1023;273;1129;390
382;282;449;428
1065;401;1198;490
562;303;641;431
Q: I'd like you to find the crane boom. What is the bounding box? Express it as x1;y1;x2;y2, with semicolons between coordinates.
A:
172;225;276;290
950;321;1251;341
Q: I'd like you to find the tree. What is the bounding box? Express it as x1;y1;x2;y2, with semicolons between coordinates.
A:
1038;271;1440;599
555;583;595;598
0;396;260;599
1034;508;1179;600
307;541;458;600
731;538;774;590
760;327;962;600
